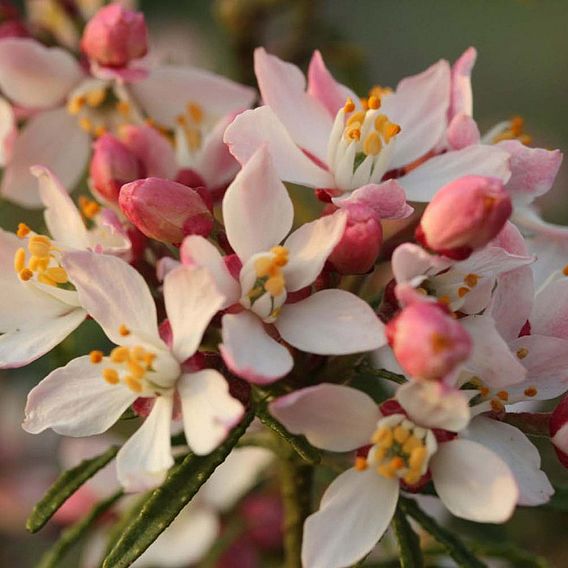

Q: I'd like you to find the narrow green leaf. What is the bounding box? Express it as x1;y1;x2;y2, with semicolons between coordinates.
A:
399;497;487;568
392;506;424;567
102;409;254;568
256;404;321;465
26;445;119;533
36;490;122;568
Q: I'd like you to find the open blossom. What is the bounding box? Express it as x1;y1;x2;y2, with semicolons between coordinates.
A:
181;146;386;383
23;251;244;491
0;166;129;368
268;381;551;568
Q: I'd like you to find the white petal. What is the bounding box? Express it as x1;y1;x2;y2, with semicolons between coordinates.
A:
117;395;174;492
431;439;518;523
23;356;136;436
392;242;449;284
0;38;82;108
463;416;553;506
399;144;511;202
283;210;346;291
531;277;568;339
223;106;334;188
220;311;293;384
1;108;90;208
178;370;244;455
164;266;226;363
269;384;380;452
0;95;15;166
275;290;386;355
222;146;294;262
63;251;163;348
303;468;399;568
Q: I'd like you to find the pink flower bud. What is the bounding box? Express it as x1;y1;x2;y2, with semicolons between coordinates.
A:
327;204;383;274
81;4;148;68
119;178;213;244
550;396;568;469
416;176;512;260
386;302;472;380
90;134;141;203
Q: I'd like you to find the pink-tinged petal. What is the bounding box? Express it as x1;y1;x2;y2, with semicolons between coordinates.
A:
254;47;331;162
497;140;562;204
283;211;346;291
222;146;294;262
224;106;334;188
180;235;240;309
449;47;477;119
431;439;518;522
0;95;16;166
463;416;553;506
302;468;398;568
399;144;511;203
332;180;413;220
307;50;358;118
461;315;526;387
220;311;293;384
275;290;386;355
62;250;163;348
532;278;568;338
0;38;83;108
130;65;256;128
164;265;226;363
1;108;90;207
31;165;90;249
23;355;136;435
446;113;480;150
397;381;470;432
392;242;449;284
116;395;174;492
269;384;380;452
382;60;451;169
178;369;244;455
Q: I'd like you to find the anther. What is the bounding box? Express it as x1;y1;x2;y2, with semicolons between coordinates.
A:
187;103;203;124
346;111;365;127
524;386;538;397
28;235;51;258
562;264;568;277
354;456;368;471
497;390;509;401
516;347;529;359
343;97;355;113
490;399;505;413
111;346;129;363
43;267;69;284
125;376;142;393
103;368;120;384
367;95;381;110
464;273;479;287
14;248;26;273
86;89;106;107
17;223;30;238
90;350;104;364
119;324;131;337
363;131;382;156
19;268;33;281
457;286;470;298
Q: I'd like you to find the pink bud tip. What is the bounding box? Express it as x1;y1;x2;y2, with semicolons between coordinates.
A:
416;175;512;259
386;302;472;380
119;177;213;244
81;4;148;68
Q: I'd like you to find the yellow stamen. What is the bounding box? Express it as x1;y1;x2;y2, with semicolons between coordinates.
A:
516;347;529;359
111;346;130;363
354;456;368;471
67;95;85;115
271;245;289;266
37;273;57;286
43;267;69;284
524;386;538;397
367;95;381;110
371;426;393;447
490;399;505;413
125;376;142;393
28;235;51;258
346;111;365;127
116;101;131;116
14;248;26;273
363;131;382;156
79;117;93;133
29;256;49;272
457;286;470;298
382;122;401;143
187;102;203;124
343;97;355;113
86;89;106;107
90;350;104;364
79;196;101;219
393;426;410;444
265;273;285;297
119;324;131;337
479;386;490;397
497;390;509;401
345;125;361;141
464;273;479;287
19;268;33;281
103;368;120;384
563;264;568;277
17;223;30;238
402;435;421;454
127;360;146;380
409;447;427;470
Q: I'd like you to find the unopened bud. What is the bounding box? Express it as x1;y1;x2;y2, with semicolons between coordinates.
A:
416;176;512;260
386;302;472;380
119;178;213;244
81;4;147;68
90;133;141;203
551;396;568;469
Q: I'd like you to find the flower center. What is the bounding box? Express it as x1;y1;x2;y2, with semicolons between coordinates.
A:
492;115;532;145
357;414;437;485
13;224;69;287
240;246;289;323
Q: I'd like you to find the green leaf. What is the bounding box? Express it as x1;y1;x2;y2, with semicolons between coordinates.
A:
468;543;549;568
26;444;119;533
399;497;487;568
544;485;568;511
392;506;424;568
102;409;254;568
255;404;321;465
36;490;122;568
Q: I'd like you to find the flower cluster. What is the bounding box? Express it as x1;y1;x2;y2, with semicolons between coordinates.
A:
1;3;567;568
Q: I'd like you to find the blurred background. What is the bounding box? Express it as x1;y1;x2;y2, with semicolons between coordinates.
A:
1;0;568;566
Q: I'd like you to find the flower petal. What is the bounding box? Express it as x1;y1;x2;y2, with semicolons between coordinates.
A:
450;47;477;119
224;106;334;188
0;95;16;166
399;144;511;202
275;290;386;355
0;38;83;108
1;108;90;207
23;355;136;436
255;47;332;162
532;277;568;338
431;438;518;522
116;394;174;492
283;210;346;291
446;113;480;150
302;468;399;568
392;242;450;284
178;370;244;455
164;265;226;363
222;145;294;262
269;384;380;452
220;311;293;384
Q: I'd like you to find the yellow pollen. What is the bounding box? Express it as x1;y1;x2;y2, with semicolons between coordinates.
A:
116;101;131;116
28;235;51;258
479;386;490;397
67;95;85;115
345;125;361;141
367;95;381;110
38;273;57;286
382;122;401;143
343;97;355;113
119;324;131;337
403;471;421;485
464;273;479;287
409;447;427;470
375;114;388;132
369;85;393;98
127;360;146;380
103;368;120;384
111;346;130;363
29;256;49;272
457;286;470;298
43;267;69;284
125;376;143;393
354;456;368;471
79;117;93;133
187;102;203;124
86;89;106;107
363;131;382;156
516;347;529;359
402;435;421;454
490;399;505;413
94;126;107;138
497;390;509;401
431;332;453;354
19;268;33;281
562;264;568;277
524;386;538;397
79;196;101;219
377;464;397;478
17;223;30;238
346;111;365;127
438;295;450;305
393;426;410;444
271;245;289;266
90;350;104;364
265;273;285;297
14;248;26;273
372;426;394;447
